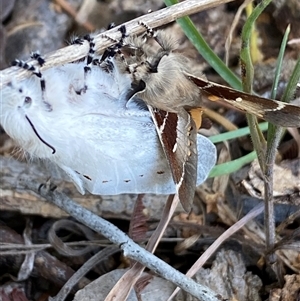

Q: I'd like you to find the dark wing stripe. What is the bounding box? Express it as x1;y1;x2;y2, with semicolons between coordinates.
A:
149;106;197;212
186;73;300;128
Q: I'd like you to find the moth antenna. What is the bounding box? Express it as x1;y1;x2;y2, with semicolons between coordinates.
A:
25;115;56;154
11;59;46;101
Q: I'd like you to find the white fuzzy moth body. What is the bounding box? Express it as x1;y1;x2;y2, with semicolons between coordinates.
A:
0;38;217;206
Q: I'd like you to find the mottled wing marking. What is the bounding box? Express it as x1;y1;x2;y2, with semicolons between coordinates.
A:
186;74;300;128
149;106;198;212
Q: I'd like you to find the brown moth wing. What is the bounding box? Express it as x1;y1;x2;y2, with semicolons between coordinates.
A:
186;73;300;128
148;106;198;212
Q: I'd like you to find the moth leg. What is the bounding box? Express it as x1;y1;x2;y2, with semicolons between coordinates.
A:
71;34;98;66
104;25;147;75
101;25;143;82
69;34;98;94
137;21;172;73
139;21;156;38
30;51;45;66
69;34;86;45
100;25;127;63
83;34;97;71
79;34;97;93
12;55;47;103
79;28;127;92
138;21;172;51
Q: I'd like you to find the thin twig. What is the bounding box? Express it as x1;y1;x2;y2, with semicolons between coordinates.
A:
167;202;264;300
104;195;180;301
20;178;225;301
50;246;119;301
0;0;234;89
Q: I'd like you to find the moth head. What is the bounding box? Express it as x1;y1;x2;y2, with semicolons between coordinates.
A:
0;79;55;156
107;30;203;112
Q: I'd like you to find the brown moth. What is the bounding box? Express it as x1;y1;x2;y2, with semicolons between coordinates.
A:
103;25;203;212
102;23;300;211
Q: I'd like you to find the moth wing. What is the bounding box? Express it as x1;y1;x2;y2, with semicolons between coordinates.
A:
148;106;198;212
186;73;300;128
53;112;176;196
196;133;216;185
43;107;216;200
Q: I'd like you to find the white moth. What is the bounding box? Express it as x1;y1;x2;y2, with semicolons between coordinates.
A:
0;29;216;203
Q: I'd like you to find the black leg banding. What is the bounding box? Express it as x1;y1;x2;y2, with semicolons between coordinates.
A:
12;59;46;98
100;25;128;62
31;52;45;66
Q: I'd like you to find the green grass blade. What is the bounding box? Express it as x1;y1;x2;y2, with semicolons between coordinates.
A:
209;122;268;144
270;25;291;100
267;25;291;144
209;151;257;177
164;0;242;90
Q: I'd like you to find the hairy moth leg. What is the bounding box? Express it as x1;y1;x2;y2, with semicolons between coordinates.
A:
100;25;128;63
30;51;45;67
69;33;100;93
12;54;47;103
